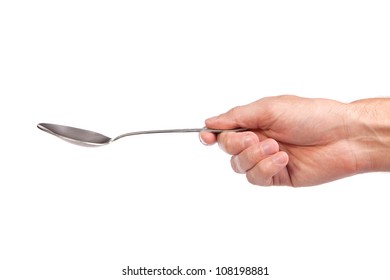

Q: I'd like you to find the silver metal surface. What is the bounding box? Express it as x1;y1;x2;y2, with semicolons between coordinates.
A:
37;123;247;147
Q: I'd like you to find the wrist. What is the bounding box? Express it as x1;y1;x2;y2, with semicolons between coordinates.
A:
345;98;390;173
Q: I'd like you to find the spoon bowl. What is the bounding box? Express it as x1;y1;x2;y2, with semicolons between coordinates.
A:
37;123;246;147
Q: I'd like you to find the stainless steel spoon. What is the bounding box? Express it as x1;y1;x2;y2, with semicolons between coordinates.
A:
37;123;246;147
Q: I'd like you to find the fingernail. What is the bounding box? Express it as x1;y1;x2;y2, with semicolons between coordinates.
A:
272;153;287;165
199;134;207;145
261;141;275;155
232;156;244;173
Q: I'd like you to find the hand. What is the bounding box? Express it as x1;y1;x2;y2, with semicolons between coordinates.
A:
200;95;390;186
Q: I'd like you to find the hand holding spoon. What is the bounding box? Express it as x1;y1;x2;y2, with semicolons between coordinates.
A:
37;123;246;147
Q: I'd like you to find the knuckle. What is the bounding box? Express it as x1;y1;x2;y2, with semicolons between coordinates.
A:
216;134;225;150
246;162;274;186
246;143;263;164
224;134;235;154
216;133;228;153
219;132;239;155
246;172;258;185
228;106;244;124
228;105;242;116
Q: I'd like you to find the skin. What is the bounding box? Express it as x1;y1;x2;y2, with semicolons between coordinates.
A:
200;95;390;187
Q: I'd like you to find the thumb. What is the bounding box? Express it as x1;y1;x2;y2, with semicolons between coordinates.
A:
205;100;269;129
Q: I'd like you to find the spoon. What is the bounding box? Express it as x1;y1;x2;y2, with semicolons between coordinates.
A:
37;123;247;147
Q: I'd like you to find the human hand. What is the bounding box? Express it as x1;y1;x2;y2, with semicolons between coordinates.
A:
200;95;390;186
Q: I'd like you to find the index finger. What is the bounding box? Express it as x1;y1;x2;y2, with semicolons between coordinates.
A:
217;131;259;155
199;130;217;145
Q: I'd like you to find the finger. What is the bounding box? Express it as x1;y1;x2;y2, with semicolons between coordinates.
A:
199;130;217;145
205;98;271;130
245;151;289;186
217;131;259;155
230;138;279;174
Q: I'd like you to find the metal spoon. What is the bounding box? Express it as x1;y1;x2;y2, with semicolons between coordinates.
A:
37;123;246;147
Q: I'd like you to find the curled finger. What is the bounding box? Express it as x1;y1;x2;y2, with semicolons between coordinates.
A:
217;131;259;155
231;138;279;174
245;151;289;186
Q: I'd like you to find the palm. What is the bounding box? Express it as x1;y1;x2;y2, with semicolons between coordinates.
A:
276;141;355;186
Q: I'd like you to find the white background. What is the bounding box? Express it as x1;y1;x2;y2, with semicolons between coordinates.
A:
1;1;390;279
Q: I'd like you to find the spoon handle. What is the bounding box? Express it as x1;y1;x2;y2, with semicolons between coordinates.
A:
112;128;247;142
